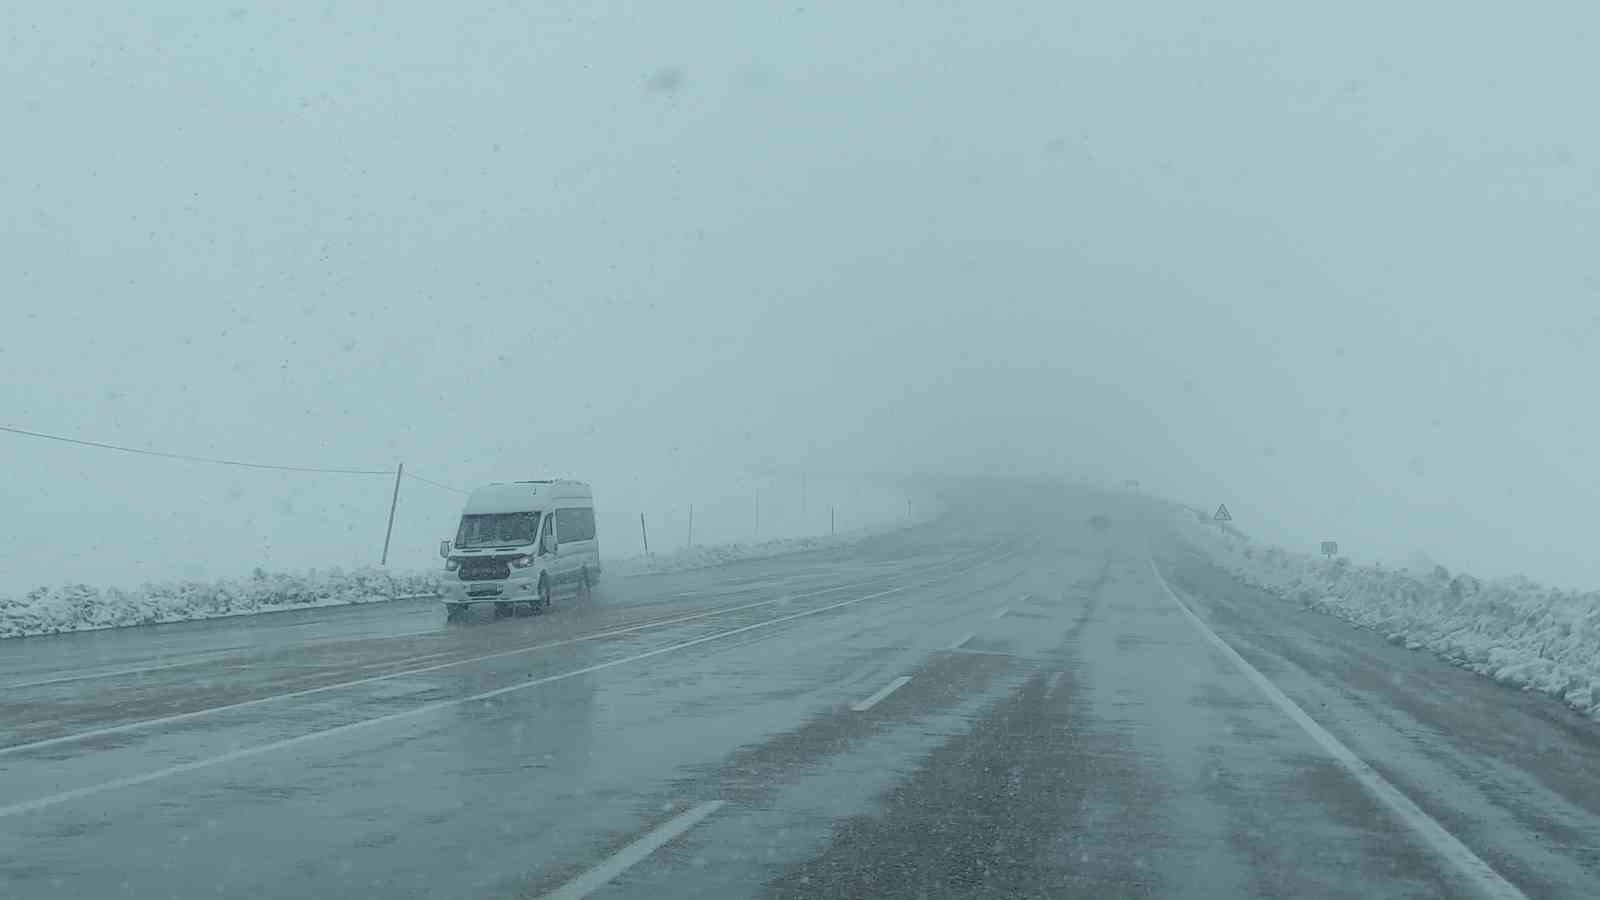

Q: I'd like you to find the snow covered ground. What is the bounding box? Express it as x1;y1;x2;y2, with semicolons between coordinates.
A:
0;568;440;640
1;488;939;640
1175;508;1600;721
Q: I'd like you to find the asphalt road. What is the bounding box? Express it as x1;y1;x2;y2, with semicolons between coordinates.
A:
3;482;1598;898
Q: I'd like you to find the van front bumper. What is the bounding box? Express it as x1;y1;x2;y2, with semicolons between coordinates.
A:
439;579;540;605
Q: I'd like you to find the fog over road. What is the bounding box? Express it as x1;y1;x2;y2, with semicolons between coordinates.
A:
3;482;1598;899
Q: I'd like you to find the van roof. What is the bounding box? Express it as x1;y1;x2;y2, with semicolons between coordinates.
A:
463;480;591;514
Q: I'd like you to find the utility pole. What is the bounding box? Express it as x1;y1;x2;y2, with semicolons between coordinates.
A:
640;512;651;556
830;504;835;536
687;505;694;548
381;461;404;566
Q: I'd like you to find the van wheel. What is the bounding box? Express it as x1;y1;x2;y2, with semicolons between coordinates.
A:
537;576;553;613
576;568;592;604
493;602;514;619
445;605;468;623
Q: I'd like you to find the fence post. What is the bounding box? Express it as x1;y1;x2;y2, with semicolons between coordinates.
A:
381;461;403;566
640;512;651;556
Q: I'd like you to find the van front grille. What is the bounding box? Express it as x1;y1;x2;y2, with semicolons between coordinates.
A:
458;558;511;581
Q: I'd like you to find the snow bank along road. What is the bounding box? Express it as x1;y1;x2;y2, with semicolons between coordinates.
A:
3;482;1598;898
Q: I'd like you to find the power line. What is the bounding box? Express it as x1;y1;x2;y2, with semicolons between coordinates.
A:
405;471;468;494
4;423;468;493
0;424;393;476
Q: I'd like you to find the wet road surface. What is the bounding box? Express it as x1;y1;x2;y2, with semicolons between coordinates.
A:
3;483;1598;898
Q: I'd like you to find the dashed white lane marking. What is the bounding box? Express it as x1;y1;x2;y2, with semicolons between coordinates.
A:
1149;557;1528;900
851;676;912;712
0;582;922;818
540;800;725;900
946;633;975;650
992;607;1010;619
1045;670;1066;699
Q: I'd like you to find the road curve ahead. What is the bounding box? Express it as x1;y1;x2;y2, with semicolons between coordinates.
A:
3;482;1598;899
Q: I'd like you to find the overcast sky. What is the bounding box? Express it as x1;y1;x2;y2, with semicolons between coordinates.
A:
3;2;1598;588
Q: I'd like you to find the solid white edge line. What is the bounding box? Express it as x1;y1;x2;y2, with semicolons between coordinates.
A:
1148;556;1528;900
539;801;725;900
0;578;937;818
0;574;911;759
946;633;974;651
3;542;1018;758
0;544;1028;817
0;655;234;690
0;623;446;687
851;675;912;712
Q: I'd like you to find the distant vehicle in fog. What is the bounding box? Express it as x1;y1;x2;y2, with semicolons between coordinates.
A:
1087;514;1112;533
437;480;600;622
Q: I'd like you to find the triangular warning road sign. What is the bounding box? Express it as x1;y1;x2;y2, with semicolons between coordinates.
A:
1213;504;1232;522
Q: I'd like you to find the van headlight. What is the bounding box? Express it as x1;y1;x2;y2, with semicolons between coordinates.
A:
510;555;533;569
445;558;460;572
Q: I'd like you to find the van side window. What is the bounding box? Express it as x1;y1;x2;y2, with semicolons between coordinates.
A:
541;513;556;546
555;507;595;542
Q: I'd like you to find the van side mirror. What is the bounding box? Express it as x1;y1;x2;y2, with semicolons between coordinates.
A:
438;540;452;559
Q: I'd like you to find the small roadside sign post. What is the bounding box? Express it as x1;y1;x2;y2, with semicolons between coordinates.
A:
1321;541;1339;558
1213;504;1232;522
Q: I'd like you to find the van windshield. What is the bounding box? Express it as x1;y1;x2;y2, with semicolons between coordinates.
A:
454;512;540;549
